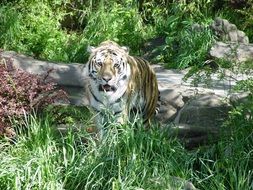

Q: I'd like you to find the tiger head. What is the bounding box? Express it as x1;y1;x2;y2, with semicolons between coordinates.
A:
86;41;131;96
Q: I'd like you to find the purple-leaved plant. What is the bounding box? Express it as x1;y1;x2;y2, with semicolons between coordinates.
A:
0;53;68;137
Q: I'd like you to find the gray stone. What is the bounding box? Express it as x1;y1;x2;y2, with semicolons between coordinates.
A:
210;17;223;36
210;17;249;44
229;92;251;106
237;30;250;44
210;41;253;62
175;94;231;128
156;103;178;123
160;88;184;109
237;30;246;38
222;19;234;33
242;36;249;44
1;51;85;87
228;30;238;42
170;94;232;148
1;51;250;148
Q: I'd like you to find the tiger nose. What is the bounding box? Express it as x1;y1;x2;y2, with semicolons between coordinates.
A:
102;75;112;82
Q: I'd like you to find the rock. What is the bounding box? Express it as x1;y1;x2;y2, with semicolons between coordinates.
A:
170;94;231;148
157;87;185;122
175;94;231;130
0;51;249;148
156;103;178;122
210;17;249;44
1;51;85;87
229;92;251;106
228;30;238;43
210;41;253;62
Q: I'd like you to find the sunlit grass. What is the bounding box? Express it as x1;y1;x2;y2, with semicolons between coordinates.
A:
0;109;252;190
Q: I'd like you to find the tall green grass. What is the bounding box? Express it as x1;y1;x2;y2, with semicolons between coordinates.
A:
1;0;253;68
0;0;218;66
0;0;154;63
0;114;192;190
0;109;252;190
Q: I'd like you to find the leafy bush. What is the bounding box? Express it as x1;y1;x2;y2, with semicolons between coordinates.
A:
83;1;153;54
0;0;154;63
0;55;68;137
0;0;86;62
0;0;253;67
136;1;217;68
163;24;215;69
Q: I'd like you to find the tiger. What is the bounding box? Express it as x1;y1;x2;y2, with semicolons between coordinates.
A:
84;40;159;133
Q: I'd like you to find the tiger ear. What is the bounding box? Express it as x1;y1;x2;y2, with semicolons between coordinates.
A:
121;46;129;54
87;45;96;53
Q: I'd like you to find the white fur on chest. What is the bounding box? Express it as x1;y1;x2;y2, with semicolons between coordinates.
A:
88;84;128;113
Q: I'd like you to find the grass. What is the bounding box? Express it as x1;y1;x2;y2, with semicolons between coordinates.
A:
0;1;155;63
0;1;253;189
0;107;252;190
0;114;190;190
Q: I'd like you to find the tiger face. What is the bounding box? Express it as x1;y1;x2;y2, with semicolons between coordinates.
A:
85;41;132;106
89;49;130;94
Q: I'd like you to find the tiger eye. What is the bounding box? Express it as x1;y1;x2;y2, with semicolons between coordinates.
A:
96;62;102;67
114;63;120;68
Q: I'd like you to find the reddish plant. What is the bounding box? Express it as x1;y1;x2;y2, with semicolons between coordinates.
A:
0;54;68;137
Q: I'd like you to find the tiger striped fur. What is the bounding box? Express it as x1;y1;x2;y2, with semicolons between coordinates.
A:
84;40;159;130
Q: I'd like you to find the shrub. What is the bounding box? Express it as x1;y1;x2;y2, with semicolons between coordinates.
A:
0;1;155;63
164;24;215;69
0;54;68;137
82;1;153;54
0;0;85;62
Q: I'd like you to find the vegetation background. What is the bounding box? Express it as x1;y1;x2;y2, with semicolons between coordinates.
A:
0;0;253;189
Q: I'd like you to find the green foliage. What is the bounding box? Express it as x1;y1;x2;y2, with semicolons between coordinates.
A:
83;1;153;54
1;1;253;189
1;1;65;60
1;0;253;67
0;0;154;63
0;0;221;65
0;110;252;189
219;0;253;42
0;114;191;190
163;25;215;69
234;78;253;93
137;1;217;68
0;0;90;63
192;92;253;189
45;105;92;125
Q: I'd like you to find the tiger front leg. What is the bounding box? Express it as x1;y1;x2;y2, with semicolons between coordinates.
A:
87;112;106;139
92;110;124;138
114;107;129;125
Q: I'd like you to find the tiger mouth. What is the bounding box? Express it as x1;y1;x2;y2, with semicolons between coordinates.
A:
99;84;116;92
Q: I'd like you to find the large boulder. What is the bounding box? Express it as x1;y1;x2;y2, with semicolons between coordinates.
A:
210;17;249;44
172;94;231;148
175;94;230;127
208;18;253;63
1;51;85;87
210;41;253;62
